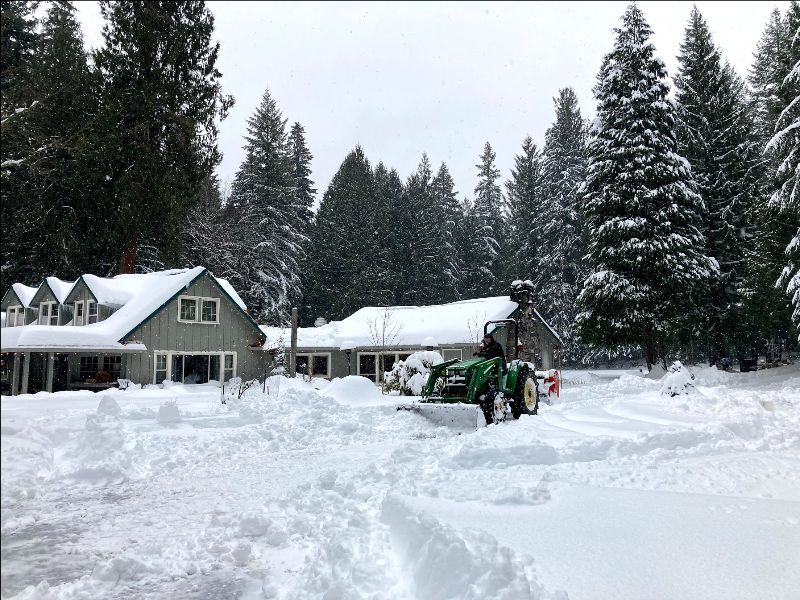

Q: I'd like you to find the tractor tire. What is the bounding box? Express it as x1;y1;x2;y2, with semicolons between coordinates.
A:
480;382;505;426
511;367;539;417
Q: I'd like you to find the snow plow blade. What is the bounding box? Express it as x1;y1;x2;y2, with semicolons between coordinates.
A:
397;401;485;429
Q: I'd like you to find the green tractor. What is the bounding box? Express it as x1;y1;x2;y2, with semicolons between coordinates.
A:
403;319;541;428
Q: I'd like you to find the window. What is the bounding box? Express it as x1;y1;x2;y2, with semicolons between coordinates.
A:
79;356;99;380
103;356;122;380
87;301;98;324
5;306;23;328
74;302;84;326
180;297;197;321
38;303;50;325
178;296;220;324
155;354;168;384
379;352;414;375
201;299;218;323
358;353;378;382
223;354;234;382
295;353;330;378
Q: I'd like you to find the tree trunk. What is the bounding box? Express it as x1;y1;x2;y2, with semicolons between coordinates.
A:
119;232;139;274
642;328;655;372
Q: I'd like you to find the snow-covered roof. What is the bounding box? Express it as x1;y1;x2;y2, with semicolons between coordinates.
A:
261;296;521;349
45;277;76;304
1;267;248;352
10;283;38;307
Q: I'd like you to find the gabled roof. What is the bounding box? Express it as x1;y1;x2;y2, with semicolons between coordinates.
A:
27;277;77;306
2;283;38;308
0;267;258;352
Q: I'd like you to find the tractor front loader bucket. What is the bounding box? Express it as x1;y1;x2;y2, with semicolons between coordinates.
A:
397;401;486;429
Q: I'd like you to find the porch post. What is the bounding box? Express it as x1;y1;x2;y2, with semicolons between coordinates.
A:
20;351;30;394
11;353;21;396
45;352;55;393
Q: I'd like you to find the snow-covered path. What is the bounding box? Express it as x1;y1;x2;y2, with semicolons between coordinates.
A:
2;367;799;599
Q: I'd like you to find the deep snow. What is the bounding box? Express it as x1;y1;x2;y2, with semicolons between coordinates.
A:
1;366;799;599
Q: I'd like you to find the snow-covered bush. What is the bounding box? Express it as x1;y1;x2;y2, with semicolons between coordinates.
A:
660;361;696;397
384;351;444;396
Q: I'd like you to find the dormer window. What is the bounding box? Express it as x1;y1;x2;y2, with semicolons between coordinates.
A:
74;301;84;326
178;295;220;324
39;302;58;325
87;300;98;324
5;305;24;327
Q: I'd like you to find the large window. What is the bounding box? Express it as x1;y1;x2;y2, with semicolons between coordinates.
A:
153;352;236;384
39;302;58;325
74;302;84;326
178;296;220;324
358;353;378;382
295;353;330;378
441;348;463;362
103;355;122;380
5;306;23;327
79;356;99;380
379;352;413;374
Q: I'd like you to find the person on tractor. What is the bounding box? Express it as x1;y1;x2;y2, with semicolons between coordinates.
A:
475;333;506;364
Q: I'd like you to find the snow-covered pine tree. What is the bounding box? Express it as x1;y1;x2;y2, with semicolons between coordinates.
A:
576;3;718;370
765;3;800;340
505;136;544;293
229;89;306;325
675;6;762;362
370;162;403;306
431;162;463;302
536;88;590;363
747;3;799;349
469;142;505;296
94;0;233;274
287;121;316;308
0;0;38;113
304;146;383;321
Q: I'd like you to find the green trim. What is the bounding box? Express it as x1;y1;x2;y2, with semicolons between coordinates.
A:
119;269;265;344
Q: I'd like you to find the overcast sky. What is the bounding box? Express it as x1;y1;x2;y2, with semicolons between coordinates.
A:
75;1;786;202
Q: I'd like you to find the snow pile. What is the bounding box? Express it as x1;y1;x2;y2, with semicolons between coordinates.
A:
0;417;53;504
157;400;182;423
384;350;444;395
660;361;696;397
320;375;390;407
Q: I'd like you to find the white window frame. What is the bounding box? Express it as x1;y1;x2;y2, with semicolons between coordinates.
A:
152;351;237;384
357;351;380;383
5;305;23;327
177;295;220;324
74;301;85;326
39;301;58;325
296;352;332;378
87;300;98;324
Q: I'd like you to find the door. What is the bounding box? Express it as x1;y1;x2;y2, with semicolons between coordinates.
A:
53;354;69;392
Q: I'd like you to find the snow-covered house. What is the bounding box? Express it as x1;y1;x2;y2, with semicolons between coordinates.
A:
261;297;562;383
1;267;269;395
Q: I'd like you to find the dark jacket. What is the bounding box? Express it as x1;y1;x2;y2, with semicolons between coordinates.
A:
476;340;505;362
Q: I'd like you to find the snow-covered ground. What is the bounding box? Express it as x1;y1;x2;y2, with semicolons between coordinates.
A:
2;366;799;599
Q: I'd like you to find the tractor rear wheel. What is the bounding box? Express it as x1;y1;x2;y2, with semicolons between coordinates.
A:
512;367;539;418
480;382;505;425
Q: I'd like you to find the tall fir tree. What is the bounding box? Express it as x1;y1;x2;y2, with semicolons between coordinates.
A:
229;89;307;324
765;2;800;341
94;0;233;273
371;162;404;305
0;0;37;112
675;6;762;362
504;136;544;291
430;162;463;302
287;121;316;308
576;3;717;369
304;146;384;321
536;88;590;362
466;142;505;297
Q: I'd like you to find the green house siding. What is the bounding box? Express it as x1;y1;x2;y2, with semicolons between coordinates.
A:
122;274;269;384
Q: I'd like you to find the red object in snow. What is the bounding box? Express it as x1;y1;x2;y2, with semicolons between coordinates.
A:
544;369;560;397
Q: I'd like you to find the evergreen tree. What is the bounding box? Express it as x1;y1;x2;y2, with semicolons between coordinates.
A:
505;136;544;291
765;2;800;340
675;6;762;362
0;0;38;112
536;88;590;362
305;146;383;321
576;3;717;370
371;162;404;305
229;89;307;324
287;121;316;309
749;7;792;144
94;1;233;273
430;162;463;301
468;142;505;297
